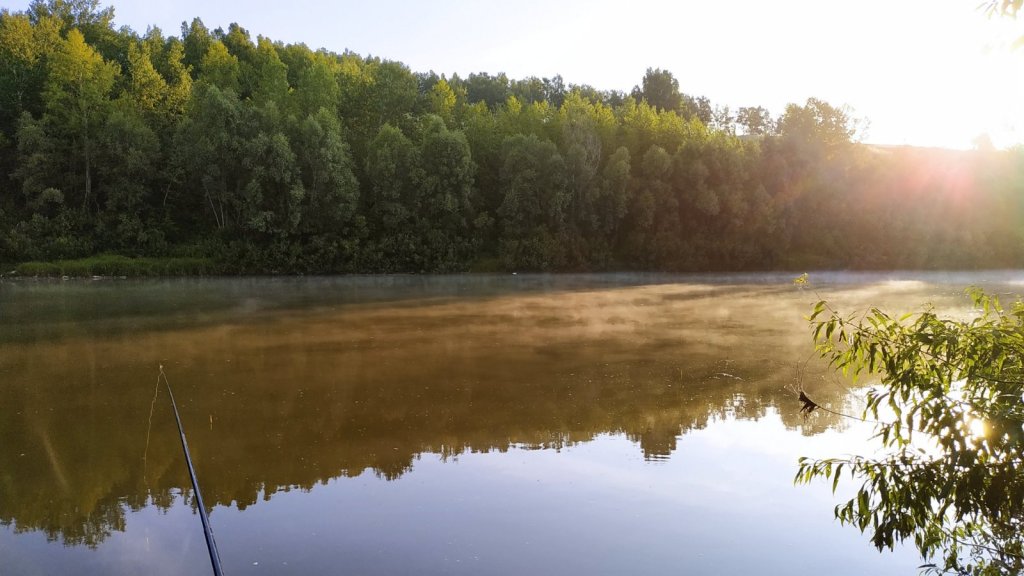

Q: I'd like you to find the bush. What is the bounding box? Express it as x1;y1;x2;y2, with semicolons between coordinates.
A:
796;289;1024;575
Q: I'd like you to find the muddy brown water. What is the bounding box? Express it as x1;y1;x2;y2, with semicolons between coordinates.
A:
2;272;1020;575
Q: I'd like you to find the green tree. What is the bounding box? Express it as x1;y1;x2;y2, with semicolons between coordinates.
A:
197;41;240;92
161;41;192;117
124;41;168;118
416;115;476;271
363;123;421;270
180;17;212;73
368;60;418;130
632;67;683;114
218;23;257;97
461;72;510;109
95;109;161;252
427;77;457;126
39;28;118;210
630;144;679;268
27;0;112;35
289;51;340;118
172;84;242;231
557;92;606;265
10;112;90;259
496;133;568;270
778;97;857;158
691;95;713;125
797;290;1024;575
251;36;288;106
0;11;60;134
736;106;774;136
27;0;117;57
239;130;298;235
290;108;360;237
286;107;362;271
335;57;418;164
577;145;631;267
460;100;502;253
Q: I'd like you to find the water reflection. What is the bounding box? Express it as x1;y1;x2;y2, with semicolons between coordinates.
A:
0;273;1019;573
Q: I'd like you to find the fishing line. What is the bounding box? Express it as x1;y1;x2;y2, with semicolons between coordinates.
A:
142;373;161;483
160;365;226;576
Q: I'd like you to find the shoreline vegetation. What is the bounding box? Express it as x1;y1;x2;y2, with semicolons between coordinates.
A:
1;2;1023;276
6;254;216;277
4;255;1020;279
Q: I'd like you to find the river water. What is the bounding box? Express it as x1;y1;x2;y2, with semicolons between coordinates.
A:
2;272;1022;575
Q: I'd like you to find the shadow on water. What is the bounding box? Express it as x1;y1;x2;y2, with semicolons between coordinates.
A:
1;271;1022;549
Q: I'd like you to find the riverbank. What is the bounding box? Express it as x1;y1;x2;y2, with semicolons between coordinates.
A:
5;252;1016;279
6;255;217;278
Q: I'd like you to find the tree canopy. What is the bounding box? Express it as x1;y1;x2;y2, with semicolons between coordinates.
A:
1;1;1023;274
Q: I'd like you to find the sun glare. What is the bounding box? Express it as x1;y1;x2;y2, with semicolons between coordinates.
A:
968;417;987;440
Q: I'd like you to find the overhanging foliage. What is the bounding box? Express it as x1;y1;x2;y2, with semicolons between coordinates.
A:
797;289;1024;575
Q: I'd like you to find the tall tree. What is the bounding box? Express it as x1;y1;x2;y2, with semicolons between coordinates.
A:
290;107;360;242
559;92;604;259
125;41;168;117
496;134;568;270
363;123;421;271
251;36;288;106
778;97;856;155
368;60;418;129
40;28;118;210
0;11;60;134
427;77;458;126
461;72;510;109
95;108;160;252
633;67;683;114
736;106;774;136
172;84;242;232
416;115;476;270
30;0;123;65
590;146;631;266
197;40;240;92
27;0;113;33
180;17;212;73
289;51;339;118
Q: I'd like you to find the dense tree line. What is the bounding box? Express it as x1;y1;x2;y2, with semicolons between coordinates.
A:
1;1;1022;273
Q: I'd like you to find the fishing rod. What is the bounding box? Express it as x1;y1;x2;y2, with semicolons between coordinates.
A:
160;366;226;576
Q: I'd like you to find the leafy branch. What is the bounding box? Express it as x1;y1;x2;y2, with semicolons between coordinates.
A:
796;288;1024;575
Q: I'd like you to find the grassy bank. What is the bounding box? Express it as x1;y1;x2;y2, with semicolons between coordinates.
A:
10;255;218;278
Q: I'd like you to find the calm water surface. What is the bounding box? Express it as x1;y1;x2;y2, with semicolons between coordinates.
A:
3;272;1023;575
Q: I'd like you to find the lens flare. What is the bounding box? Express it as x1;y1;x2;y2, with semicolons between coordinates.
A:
968;417;987;439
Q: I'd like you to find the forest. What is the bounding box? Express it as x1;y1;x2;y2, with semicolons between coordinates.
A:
1;0;1023;274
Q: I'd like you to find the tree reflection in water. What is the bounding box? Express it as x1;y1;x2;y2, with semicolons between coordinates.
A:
0;274;995;549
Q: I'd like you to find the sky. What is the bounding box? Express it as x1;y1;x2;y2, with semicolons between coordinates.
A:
3;0;1023;149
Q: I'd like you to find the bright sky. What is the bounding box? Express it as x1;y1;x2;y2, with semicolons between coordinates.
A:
3;0;1023;149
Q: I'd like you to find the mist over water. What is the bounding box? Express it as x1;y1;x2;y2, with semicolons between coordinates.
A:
2;272;1020;575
